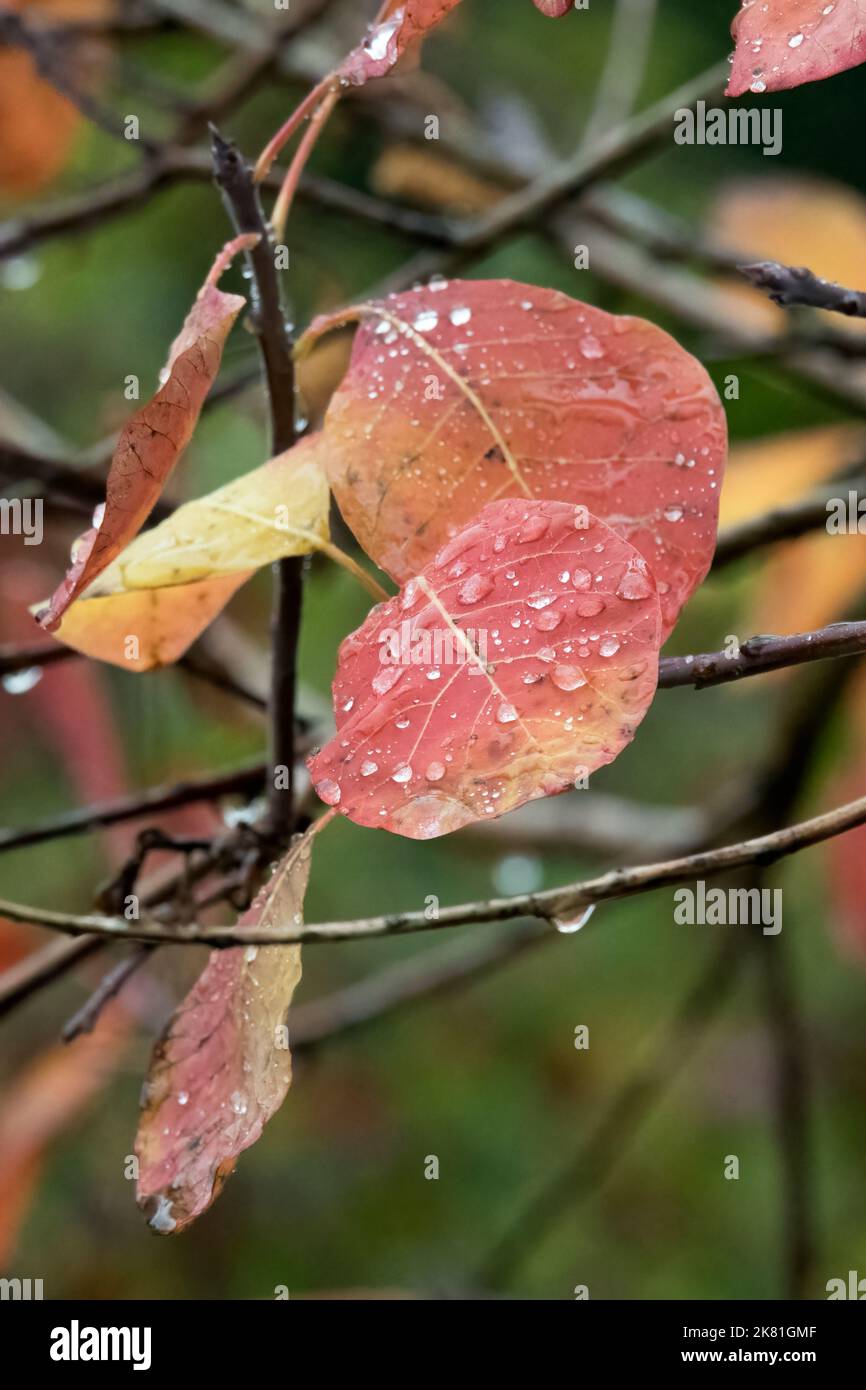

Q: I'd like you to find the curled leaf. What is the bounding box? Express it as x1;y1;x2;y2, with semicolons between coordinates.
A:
37;233;259;632
308;499;661;840
47;437;331;671
728;0;866;96
299;279;726;637
135;826;317;1234
338;0;462;86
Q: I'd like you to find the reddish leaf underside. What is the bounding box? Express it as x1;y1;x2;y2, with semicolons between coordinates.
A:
300;279;726;638
135;830;314;1234
37;233;257;632
338;0;463;85
308;499;661;840
727;0;866;96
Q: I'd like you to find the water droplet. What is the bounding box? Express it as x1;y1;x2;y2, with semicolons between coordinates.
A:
361;759;379;777
2;667;42;694
449;306;471;326
458;573;493;604
315;778;341;806
413;310;439;332
373;665;402;695
551;664;586;691
496;703;518;724
553;904;596;935
575;595;605;617
425;761;445;781
599;637;621;657
392;764;413;783
615;562;654;601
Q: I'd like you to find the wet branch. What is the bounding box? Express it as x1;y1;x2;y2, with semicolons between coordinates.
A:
3;790;866;947
740;260;866;319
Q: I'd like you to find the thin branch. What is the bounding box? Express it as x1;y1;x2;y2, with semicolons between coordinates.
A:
0;936;103;1020
0;761;265;854
580;0;658;151
657;620;866;691
3;791;866;947
740;261;866;319
712;472;866;569
455;62;727;253
61;947;151;1042
211;130;303;851
292;920;550;1049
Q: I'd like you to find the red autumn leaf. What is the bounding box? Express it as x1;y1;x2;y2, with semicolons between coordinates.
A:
135;827;315;1233
338;0;462;86
299;279;726;638
727;0;866;96
37;233;258;633
308;498;661;840
532;1;573;16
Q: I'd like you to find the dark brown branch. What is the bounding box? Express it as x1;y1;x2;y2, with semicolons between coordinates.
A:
0;761;265;854
740;261;866;319
61;947;151;1042
210;128;301;847
658;620;866;691
4;790;866;947
0;936;103;1020
293;920;549;1049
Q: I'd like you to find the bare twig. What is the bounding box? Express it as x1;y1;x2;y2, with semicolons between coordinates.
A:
0;761;265;854
3;791;866;947
657;621;866;691
740;261;866;319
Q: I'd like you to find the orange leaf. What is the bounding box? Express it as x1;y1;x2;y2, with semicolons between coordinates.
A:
299;279;727;637
37;234;258;632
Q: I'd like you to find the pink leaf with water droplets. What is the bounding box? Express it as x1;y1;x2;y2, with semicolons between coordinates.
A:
338;0;462;86
308;499;661;840
135;827;314;1234
727;0;866;96
298;279;726;638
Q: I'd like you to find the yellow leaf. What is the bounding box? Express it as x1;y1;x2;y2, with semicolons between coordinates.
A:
51;437;330;671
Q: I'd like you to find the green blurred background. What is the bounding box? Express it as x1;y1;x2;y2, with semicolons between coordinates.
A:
1;0;866;1300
